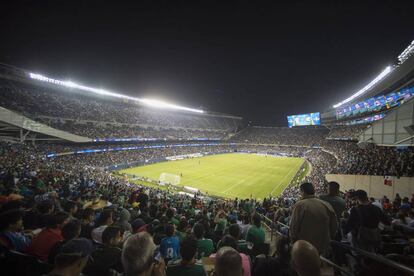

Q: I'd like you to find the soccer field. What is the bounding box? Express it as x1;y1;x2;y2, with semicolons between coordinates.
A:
118;153;304;200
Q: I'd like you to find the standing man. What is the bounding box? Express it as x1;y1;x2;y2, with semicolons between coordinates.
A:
319;182;346;221
345;190;390;252
290;183;337;255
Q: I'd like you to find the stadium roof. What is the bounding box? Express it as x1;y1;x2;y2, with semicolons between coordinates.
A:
0;63;243;120
331;40;414;110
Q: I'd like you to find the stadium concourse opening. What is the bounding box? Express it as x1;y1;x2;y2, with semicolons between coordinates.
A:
2;2;414;276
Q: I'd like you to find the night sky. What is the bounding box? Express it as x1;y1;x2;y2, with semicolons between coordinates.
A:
1;1;413;126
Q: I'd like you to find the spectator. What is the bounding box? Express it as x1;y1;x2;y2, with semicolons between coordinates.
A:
370;197;383;210
48;219;82;264
319;181;346;220
45;238;93;276
239;214;251;239
252;236;294;276
175;217;189;241
215;235;251;276
193;223;214;259
160;224;180;260
84;226;123;275
35;200;55;228
166;236;206;276
291;240;321;276
214;210;227;238
80;208;95;239
122;232;166;276
26;212;69;261
214;246;243;276
117;208;132;233
0;209;31;252
166;208;179;226
400;197;411;211
345;190;390;252
137;189;149;211
289;183;337;255
64;201;78;219
393;193;402;209
131;218;148;234
228;223;248;253
246;213;265;249
92;209;114;243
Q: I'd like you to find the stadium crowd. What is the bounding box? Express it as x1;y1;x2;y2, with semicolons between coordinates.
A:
232;127;414;177
326;125;368;141
38;121;228;140
230;126;329;146
0;80;241;134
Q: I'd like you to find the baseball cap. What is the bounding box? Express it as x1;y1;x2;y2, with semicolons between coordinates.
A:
132;218;147;233
60;238;94;257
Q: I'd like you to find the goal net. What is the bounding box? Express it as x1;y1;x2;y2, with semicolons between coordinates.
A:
159;173;181;186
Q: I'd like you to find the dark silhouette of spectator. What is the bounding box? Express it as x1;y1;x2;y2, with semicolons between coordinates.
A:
345;190;390;252
45;238;93;276
215;247;243;276
291;240;321;276
84;226;123;275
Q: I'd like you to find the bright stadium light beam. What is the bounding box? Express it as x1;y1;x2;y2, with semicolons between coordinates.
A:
398;40;414;64
28;73;204;113
138;98;204;113
332;66;393;109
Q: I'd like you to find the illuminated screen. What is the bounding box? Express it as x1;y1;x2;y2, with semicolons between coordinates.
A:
287;112;321;127
336;87;414;119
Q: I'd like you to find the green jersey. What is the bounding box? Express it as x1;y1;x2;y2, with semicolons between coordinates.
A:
175;230;187;242
196;238;214;259
237;239;248;252
214;218;227;233
246;225;265;247
167;260;206;276
170;217;180;226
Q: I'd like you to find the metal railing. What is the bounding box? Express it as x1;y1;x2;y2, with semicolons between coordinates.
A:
330;240;414;275
259;215;353;275
259;214;414;276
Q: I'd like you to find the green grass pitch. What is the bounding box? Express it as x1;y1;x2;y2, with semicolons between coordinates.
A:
118;153;304;200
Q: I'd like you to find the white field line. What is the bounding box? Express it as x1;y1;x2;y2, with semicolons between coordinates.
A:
269;160;303;196
221;177;248;194
187;157;253;184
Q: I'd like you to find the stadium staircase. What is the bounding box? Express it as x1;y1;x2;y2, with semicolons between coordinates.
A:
0;106;92;142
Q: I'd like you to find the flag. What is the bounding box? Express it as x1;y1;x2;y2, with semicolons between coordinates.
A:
384;176;394;186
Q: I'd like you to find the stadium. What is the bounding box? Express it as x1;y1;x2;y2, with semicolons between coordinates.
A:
1;3;414;276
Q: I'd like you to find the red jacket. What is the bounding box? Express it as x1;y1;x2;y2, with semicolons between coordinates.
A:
26;228;63;262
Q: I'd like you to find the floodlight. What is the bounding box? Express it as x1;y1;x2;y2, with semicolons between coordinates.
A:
398;40;414;64
332;66;393;109
28;72;204;113
139;98;203;113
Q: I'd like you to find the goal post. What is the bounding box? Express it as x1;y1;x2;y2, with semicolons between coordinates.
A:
159;173;181;186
